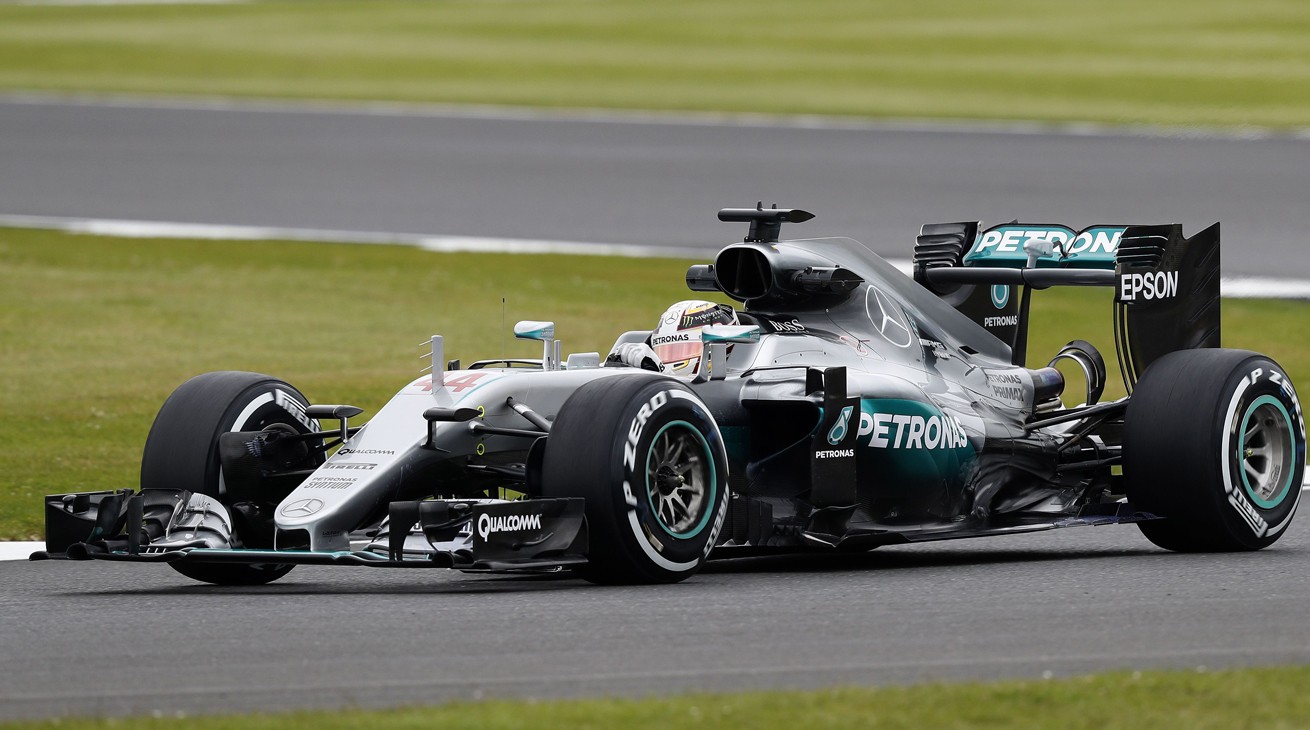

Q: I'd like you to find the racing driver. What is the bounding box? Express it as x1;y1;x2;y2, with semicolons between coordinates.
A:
606;300;738;376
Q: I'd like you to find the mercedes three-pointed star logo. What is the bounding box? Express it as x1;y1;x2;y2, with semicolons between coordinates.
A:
865;286;914;348
279;498;324;518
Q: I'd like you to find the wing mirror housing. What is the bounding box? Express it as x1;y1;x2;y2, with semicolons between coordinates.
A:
696;324;761;382
514;320;561;371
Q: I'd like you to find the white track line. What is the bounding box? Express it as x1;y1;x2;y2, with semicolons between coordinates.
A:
0;214;702;259
3;91;1310;142
2;542;42;561
1218;277;1310;300
3;213;1309;299
6;471;1310;561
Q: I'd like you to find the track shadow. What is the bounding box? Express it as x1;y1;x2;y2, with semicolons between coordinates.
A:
51;542;1173;597
59;570;589;597
700;544;1163;575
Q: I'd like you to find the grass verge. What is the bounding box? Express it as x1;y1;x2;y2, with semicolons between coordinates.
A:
1;0;1309;128
5;666;1310;729
2;227;1308;540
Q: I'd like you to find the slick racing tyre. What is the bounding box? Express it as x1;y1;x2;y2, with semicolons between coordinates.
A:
1124;349;1307;552
541;375;729;584
141;371;321;585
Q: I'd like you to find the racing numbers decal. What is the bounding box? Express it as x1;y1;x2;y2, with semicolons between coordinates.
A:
406;371;500;396
408;377;436;393
444;373;487;393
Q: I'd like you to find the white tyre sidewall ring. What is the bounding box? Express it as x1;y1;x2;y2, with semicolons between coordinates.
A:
1221;364;1306;539
618;386;728;573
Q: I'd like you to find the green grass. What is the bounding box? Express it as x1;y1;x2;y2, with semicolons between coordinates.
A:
6;666;1310;729
2;228;1308;540
1;0;1310;128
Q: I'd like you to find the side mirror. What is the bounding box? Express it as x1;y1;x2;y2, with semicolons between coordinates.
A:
698;324;761;381
702;324;761;344
514;321;560;370
513;321;556;341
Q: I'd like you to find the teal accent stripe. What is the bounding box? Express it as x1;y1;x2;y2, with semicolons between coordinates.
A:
645;420;717;539
1239;395;1296;509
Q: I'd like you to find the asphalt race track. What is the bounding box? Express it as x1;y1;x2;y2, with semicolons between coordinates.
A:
3;96;1310;278
6;518;1310;719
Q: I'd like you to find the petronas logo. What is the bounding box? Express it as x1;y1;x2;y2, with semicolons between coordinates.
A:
827;406;854;446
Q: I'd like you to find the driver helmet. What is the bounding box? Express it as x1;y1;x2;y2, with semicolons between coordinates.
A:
650;300;738;375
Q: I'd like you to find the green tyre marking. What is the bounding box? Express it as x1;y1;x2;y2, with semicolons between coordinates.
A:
644;419;717;540
1238;394;1296;509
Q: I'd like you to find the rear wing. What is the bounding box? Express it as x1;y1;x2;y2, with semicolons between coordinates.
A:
912;221;1220;391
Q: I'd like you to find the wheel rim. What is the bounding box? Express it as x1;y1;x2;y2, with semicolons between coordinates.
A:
1238;395;1296;509
645;420;715;538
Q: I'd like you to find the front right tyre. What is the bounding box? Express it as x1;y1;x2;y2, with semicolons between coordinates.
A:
1124;349;1307;552
541;375;729;584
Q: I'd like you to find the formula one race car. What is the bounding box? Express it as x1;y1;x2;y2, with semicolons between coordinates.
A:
34;206;1307;585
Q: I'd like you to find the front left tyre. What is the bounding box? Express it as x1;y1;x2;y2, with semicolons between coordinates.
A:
141;371;322;585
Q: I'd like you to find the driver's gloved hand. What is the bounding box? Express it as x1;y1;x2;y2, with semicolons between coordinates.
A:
605;342;662;371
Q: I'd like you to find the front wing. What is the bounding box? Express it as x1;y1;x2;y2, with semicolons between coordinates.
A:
32;488;589;573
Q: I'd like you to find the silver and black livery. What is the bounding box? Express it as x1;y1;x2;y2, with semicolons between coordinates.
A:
34;206;1308;585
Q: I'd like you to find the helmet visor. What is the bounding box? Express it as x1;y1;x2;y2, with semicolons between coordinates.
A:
652;339;702;366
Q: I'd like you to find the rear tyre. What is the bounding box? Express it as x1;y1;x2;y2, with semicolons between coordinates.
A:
141;371;321;585
1124;349;1306;552
541;376;729;584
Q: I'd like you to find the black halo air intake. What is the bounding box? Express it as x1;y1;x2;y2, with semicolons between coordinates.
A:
714;247;774;301
712;245;862;305
687;204;861;304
